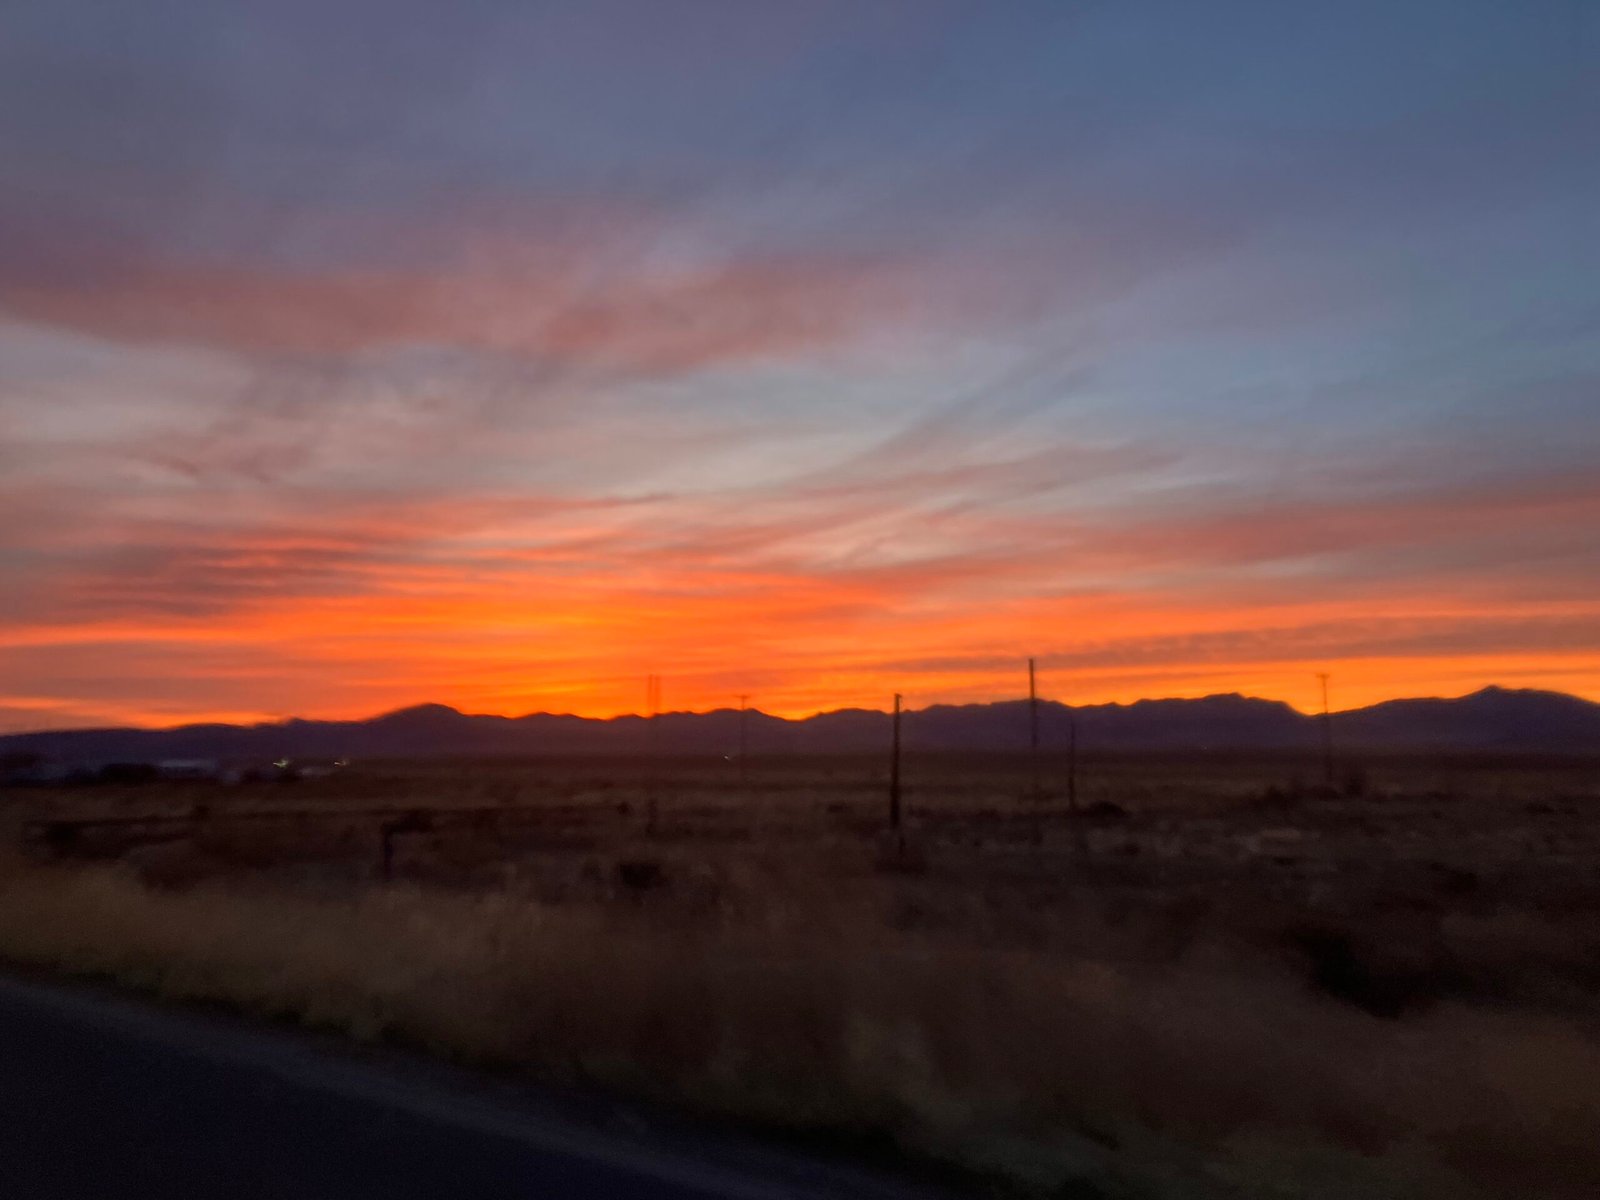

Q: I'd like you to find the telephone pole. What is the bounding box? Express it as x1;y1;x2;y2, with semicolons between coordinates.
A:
646;674;662;835
1028;657;1041;802
1067;711;1079;817
1317;672;1334;785
736;694;750;788
888;693;903;834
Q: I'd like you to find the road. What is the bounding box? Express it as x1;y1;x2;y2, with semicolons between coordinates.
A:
0;974;951;1199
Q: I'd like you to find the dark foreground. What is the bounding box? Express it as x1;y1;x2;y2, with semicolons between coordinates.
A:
0;974;945;1200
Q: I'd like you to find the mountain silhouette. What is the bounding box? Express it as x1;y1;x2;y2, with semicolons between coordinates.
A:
2;687;1596;764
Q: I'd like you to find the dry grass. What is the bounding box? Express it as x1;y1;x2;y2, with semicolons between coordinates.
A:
6;753;1598;1196
1;849;1597;1199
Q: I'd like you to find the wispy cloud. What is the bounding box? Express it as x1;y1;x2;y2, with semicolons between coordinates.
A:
1;0;1594;727
0;243;912;372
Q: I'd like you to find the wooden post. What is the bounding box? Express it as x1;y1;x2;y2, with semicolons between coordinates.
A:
889;693;902;833
737;694;750;790
379;811;431;881
380;821;398;881
1318;672;1334;785
1028;658;1040;802
1067;713;1079;817
646;674;660;836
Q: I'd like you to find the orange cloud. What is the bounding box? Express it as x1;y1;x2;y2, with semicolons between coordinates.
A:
4;469;1597;729
3;302;1597;731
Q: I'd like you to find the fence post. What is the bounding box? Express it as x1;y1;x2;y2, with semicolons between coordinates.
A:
379;810;431;881
380;820;397;881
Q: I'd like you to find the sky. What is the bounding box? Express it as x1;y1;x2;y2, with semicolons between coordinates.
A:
1;0;1597;729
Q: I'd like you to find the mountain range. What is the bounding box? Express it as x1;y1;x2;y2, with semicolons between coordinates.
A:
2;687;1597;763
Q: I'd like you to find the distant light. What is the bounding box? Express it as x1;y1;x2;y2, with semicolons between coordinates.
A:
274;759;290;769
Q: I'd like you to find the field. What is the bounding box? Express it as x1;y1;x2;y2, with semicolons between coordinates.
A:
3;751;1598;1198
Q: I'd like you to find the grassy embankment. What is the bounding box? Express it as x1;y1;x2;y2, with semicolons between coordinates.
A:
1;842;1596;1200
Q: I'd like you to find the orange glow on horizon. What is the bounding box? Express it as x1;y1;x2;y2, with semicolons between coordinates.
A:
4;571;1596;731
6;216;1598;736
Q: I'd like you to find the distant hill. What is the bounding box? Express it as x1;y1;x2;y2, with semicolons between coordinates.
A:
3;687;1597;764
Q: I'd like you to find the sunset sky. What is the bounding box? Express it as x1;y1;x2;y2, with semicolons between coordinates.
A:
2;1;1596;729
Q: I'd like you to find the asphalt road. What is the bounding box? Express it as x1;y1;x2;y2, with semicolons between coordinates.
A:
0;974;949;1199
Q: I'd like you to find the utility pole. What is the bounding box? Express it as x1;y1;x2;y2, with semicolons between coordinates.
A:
1317;672;1334;785
736;694;750;789
1028;657;1041;802
1067;712;1079;817
646;674;662;835
888;693;903;835
1066;710;1089;857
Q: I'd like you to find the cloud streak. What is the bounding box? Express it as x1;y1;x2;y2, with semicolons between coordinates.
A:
0;243;911;374
1;0;1594;728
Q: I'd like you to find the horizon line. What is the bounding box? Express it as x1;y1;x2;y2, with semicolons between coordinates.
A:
3;683;1588;740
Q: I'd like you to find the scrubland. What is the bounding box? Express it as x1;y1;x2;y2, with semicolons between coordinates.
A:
2;753;1598;1198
